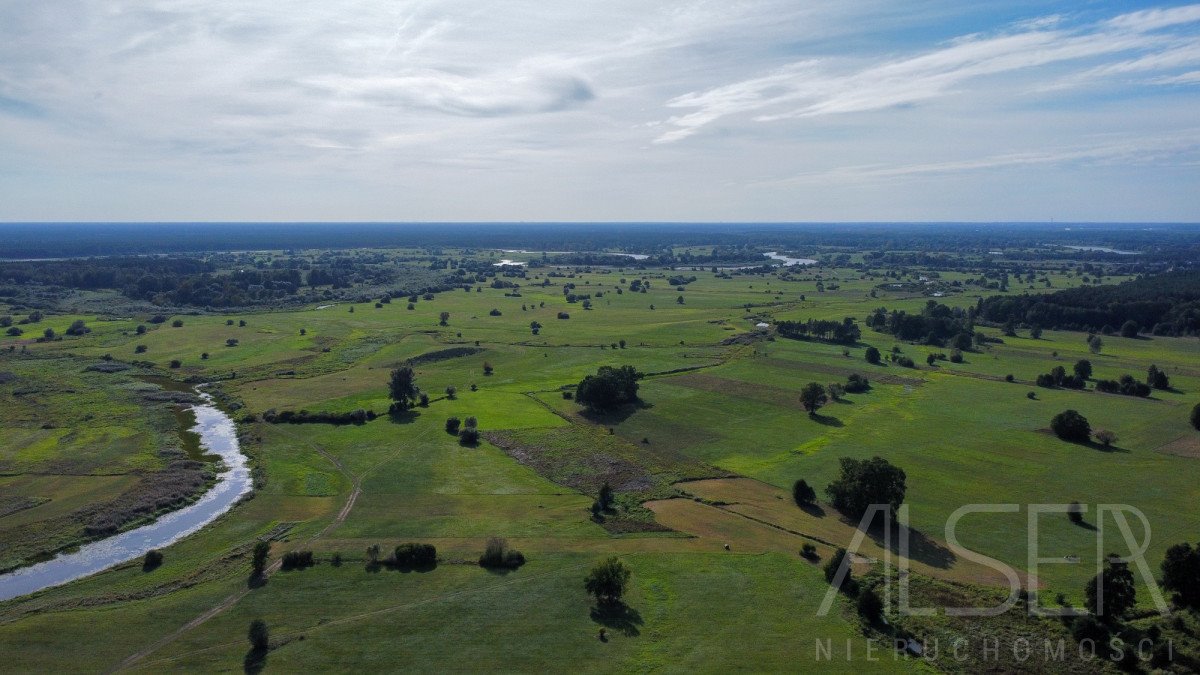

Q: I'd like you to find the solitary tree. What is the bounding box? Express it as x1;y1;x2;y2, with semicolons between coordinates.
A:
864;346;881;364
1161;541;1200;608
1094;429;1117;448
597;482;615;511
1085;558;1136;620
1050;410;1091;443
248;619;269;651
792;479;816;506
825;456;906;521
584;557;631;605
1147;364;1170;390
251;540;270;576
1073;359;1093;380
1120;320;1140;338
799;382;827;415
575;365;642;411
388;367;418;411
439;311;450;326
1088;335;1103;354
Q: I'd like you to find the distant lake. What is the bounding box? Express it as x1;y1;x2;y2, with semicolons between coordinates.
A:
1061;245;1141;255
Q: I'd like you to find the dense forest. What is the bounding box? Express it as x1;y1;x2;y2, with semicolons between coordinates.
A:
3;222;1199;261
978;269;1200;336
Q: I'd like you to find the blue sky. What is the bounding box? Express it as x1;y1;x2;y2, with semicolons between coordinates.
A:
0;1;1198;222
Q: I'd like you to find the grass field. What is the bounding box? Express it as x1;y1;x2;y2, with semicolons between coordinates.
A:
0;251;1193;672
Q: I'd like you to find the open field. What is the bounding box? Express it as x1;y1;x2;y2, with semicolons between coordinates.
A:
1;240;1197;673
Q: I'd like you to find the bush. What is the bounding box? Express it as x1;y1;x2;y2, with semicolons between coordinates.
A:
844;373;870;393
864;346;881;364
280;550;315;571
251;540;270;576
171;319;184;328
1051;410;1091;443
948;349;963;363
1120;320;1139;338
169;359;182;369
1192;402;1200;431
792;479;816;506
445;417;461;434
262;409;373;425
66;319;90;336
459;416;479;444
824;548;851;587
393;543;437;568
857;587;883;623
248;619;269;651
479;537;526;569
584;557;631;604
800;543;819;561
143;549;164;571
1094;429;1117;448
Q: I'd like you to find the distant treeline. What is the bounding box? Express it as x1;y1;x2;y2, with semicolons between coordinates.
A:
4;222;1199;260
978;269;1200;335
0;254;456;308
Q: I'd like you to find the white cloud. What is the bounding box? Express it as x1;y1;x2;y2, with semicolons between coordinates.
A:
0;1;1197;221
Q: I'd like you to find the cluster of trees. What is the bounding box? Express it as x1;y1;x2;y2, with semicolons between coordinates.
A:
261;408;376;425
479;536;525;569
866;301;974;347
575;365;642;411
280;550;315;571
978;269;1200;336
393;543;437;569
1095;375;1151;398
776;317;861;344
825;456;907;521
1036;364;1087;389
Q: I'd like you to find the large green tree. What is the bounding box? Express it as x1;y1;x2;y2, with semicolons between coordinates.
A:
799;382;827;415
825;456;906;521
575;365;642;411
1085;559;1136;620
585;557;632;604
388;366;419;411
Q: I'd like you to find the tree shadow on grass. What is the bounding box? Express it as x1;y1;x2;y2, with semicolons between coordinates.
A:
808;412;843;427
590;601;643;637
388;409;420;424
799;502;827;518
243;647;267;674
246;573;267;589
579;400;653;425
861;519;956;571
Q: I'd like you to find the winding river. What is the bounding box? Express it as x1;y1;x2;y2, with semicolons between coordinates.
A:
0;390;250;602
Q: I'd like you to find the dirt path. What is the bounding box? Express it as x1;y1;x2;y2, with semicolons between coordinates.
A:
111;426;361;673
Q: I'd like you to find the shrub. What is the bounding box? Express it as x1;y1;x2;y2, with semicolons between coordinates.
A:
1192;402;1200;431
1094;429;1117;448
226;338;239;347
792;479;816;506
251;540;270;576
864;346;881;364
948;349;963;363
1120;320;1139;338
171;319;183;328
143;549;164;571
66;319;90;336
1074;359;1092;380
1161;541;1200;608
857;587;883;623
393;543;437;568
459;416;479;445
1051;410;1091;443
823;548;853;591
280;550;315;571
800;543;818;561
584;557;631;604
248;619;269;651
844;373;870;393
557;311;570;319
479;537;526;569
445;417;461;434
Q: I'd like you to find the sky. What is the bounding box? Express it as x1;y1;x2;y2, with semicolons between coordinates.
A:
0;1;1198;222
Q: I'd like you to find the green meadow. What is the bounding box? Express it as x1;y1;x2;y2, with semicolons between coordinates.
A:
0;252;1194;673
